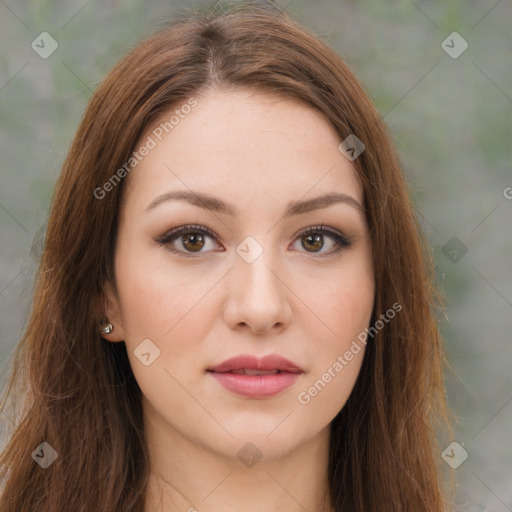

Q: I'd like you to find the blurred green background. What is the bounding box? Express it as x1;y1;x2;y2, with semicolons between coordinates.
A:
0;0;511;510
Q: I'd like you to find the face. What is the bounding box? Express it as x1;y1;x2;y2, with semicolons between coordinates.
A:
103;87;374;462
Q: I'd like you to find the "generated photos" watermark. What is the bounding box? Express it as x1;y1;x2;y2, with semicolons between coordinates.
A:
93;97;198;200
297;301;402;405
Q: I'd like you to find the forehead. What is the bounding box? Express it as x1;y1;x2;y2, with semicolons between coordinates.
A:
123;87;364;213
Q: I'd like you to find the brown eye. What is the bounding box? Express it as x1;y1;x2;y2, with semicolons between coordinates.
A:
291;226;352;256
302;233;324;252
155;224;221;258
181;232;205;252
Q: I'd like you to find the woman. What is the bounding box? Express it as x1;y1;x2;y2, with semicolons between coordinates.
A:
0;2;452;511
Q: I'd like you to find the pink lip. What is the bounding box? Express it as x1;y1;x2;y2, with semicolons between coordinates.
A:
207;354;304;398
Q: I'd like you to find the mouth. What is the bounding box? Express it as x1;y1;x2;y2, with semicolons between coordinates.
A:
207;354;304;398
207;353;304;373
224;368;281;375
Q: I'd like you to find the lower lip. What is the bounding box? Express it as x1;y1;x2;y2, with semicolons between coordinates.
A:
209;371;302;398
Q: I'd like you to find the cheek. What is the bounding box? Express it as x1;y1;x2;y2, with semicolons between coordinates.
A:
114;255;214;400
306;258;374;341
114;247;222;380
295;303;369;421
296;259;373;409
115;242;203;335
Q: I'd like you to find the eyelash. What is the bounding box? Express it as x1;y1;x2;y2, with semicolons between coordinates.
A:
155;224;352;259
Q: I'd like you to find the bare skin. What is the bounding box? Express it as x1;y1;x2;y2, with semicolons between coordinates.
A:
102;87;375;512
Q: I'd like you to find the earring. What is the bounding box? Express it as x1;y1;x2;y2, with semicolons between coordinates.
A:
100;318;114;335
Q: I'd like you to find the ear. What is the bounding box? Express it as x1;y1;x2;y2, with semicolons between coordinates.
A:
98;281;126;342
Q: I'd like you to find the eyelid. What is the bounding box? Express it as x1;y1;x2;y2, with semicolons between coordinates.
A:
155;223;219;244
294;225;351;244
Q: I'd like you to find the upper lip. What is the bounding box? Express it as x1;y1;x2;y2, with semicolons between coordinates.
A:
208;354;304;373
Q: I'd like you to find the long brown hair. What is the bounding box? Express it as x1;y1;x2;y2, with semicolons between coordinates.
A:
0;3;452;510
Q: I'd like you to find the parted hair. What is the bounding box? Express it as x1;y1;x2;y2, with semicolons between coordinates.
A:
0;2;451;510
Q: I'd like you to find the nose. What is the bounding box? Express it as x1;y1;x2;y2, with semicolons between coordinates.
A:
223;244;293;335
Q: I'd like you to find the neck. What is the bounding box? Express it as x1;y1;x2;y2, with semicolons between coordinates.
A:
142;400;333;512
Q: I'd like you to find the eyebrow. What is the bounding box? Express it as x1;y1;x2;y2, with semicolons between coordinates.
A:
145;190;365;218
